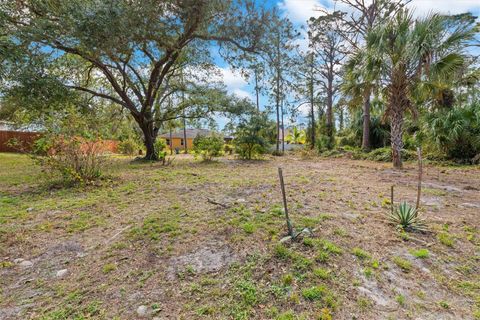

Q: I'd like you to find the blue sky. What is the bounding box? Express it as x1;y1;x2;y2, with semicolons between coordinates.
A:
212;0;480;129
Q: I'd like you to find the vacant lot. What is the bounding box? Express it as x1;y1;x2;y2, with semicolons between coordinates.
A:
0;153;479;319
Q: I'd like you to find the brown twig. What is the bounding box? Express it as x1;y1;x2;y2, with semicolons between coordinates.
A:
206;198;229;208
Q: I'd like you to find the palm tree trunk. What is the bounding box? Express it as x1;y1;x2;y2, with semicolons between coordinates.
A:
339;107;344;131
362;92;371;151
390;107;404;169
389;70;409;169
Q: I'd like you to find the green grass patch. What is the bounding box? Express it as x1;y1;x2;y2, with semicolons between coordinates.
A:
102;263;116;274
274;244;292;260
410;248;430;259
129;214;180;241
438;232;454;247
392;256;412;272
352;248;371;260
301;285;337;308
313;267;332;280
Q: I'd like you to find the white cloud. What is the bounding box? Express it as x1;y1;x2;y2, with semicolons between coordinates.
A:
233;88;253;100
279;0;480;25
213;67;253;100
218;67;248;88
298;103;311;117
407;0;480;17
278;0;327;24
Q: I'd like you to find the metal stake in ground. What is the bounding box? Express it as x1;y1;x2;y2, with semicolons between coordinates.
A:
278;167;294;237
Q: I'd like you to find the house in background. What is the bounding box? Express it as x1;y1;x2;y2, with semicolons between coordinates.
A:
158;128;232;152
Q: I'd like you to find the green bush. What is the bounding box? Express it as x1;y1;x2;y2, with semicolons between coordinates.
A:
420;103;480;163
224;143;234;155
154;138;167;160
347;112;390;149
364;147;393;162
192;134;224;161
351;147;417;162
234;113;270;160
30;111;108;186
118;138;140;155
337;131;358;147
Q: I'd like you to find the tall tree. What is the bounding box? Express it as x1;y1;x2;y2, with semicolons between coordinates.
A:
357;10;477;168
1;0;271;160
292;48;319;149
308;13;349;149
332;0;409;150
263;11;298;154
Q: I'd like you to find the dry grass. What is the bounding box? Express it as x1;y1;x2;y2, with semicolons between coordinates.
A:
0;152;479;319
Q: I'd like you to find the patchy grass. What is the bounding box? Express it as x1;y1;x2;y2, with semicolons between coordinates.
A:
1;152;479;319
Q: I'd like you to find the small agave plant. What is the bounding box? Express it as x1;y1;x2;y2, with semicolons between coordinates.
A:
390;201;426;232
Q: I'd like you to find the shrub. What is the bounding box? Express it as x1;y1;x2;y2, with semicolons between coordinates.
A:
34;136;107;185
420;103;480;163
29;110;110;186
352;147;417;162
234;113;270;160
154;138;167;160
346;112;390;149
192;134;224;161
118;138;140;155
337;131;358;148
235;135;268;159
224;143;234;155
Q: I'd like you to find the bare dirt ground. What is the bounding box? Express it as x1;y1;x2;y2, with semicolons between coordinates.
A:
0;152;479;319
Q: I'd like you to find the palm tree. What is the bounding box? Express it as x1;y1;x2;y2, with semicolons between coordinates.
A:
357;10;476;168
342;51;377;151
286;126;306;144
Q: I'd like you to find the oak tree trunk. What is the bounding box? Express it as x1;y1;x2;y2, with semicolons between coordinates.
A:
139;120;159;161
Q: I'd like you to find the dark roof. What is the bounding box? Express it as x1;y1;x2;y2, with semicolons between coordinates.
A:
159;128;216;139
